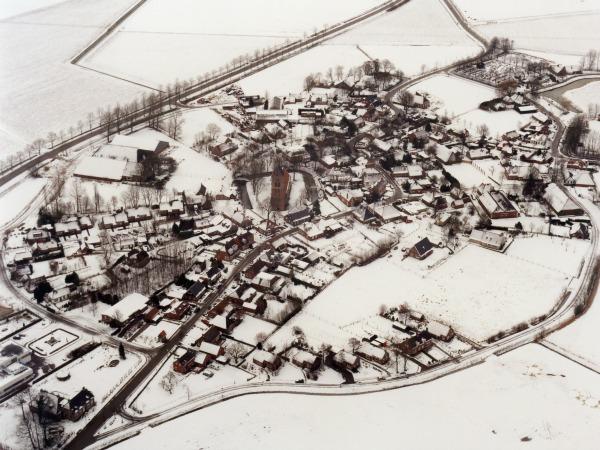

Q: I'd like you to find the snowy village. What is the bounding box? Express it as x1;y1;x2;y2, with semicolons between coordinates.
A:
0;0;599;449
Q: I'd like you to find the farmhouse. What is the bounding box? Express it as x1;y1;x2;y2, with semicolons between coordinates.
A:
253;350;281;371
408;237;434;260
101;292;149;326
110;134;169;161
544;183;584;216
74;156;127;182
477;190;519;219
469;229;506;251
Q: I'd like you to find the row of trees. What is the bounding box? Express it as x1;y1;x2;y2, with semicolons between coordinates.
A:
2;16;357;176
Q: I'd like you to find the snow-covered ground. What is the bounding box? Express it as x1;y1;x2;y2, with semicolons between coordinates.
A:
330;0;482;76
112;344;600;450
268;234;587;347
443;162;492;188
0;0;145;157
0;0;68;20
82;0;385;88
409;74;526;137
564;81;600;112
179;108;236;148
453;0;600;64
0;176;47;227
238;44;367;96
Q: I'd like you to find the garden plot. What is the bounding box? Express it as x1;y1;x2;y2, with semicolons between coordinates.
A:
130;352;251;415
330;0;481;76
230;316;278;346
443;162;491;189
113;344;600;450
408;74;525;137
82;0;384;88
269;240;576;348
0;0;145;157
564;81;600;112
28;328;79;356
179;108;235;148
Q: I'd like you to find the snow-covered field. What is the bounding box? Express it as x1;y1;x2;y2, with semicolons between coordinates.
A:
443;162;491;188
179;108;236;148
268;236;586;347
0;176;47;227
82;0;385;88
453;0;600;64
113;344;600;450
0;0;68;20
564;81;600;112
0;0;145;157
330;0;482;76
409;74;526;136
238;45;367;96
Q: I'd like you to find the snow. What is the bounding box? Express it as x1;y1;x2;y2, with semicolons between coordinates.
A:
478;13;600;59
409;74;525;136
269;239;581;347
238;44;367;96
453;0;600;22
112;344;600;450
443;162;492;188
0;0;68;20
564;81;600;112
0;176;47;227
82;0;385;88
179;109;235;148
130;128;233;195
231;316;278;345
330;0;482;76
0;0;145;156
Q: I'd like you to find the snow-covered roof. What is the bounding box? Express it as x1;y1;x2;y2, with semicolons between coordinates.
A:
74;156;126;181
111;134;164;152
199;341;221;356
103;292;148;321
544;183;581;214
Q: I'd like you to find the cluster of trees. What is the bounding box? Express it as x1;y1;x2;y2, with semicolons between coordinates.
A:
564;114;589;155
192;123;222;152
304;59;403;92
488;37;514;55
580;49;600;71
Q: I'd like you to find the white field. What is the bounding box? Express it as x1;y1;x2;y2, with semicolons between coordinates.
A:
0;0;68;20
564;81;600;112
268;236;587;347
0;0;145;157
179;108;236;148
547;198;600;368
231;315;278;345
0;176;47;227
330;0;482;76
82;0;385;88
409;74;526;136
238;45;367;96
113;344;600;450
443;162;491;188
453;0;600;22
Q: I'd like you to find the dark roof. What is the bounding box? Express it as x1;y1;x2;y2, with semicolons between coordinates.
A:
69;388;94;409
285;208;312;223
413;238;433;256
187;281;206;297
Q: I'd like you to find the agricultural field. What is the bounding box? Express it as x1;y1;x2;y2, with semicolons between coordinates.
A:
330;0;482;76
0;0;145;157
408;74;526;136
82;0;386;88
111;344;600;450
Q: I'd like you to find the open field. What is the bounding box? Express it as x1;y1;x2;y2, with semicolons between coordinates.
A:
0;0;144;157
112;344;600;450
267;237;586;347
330;0;481;76
82;0;385;88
